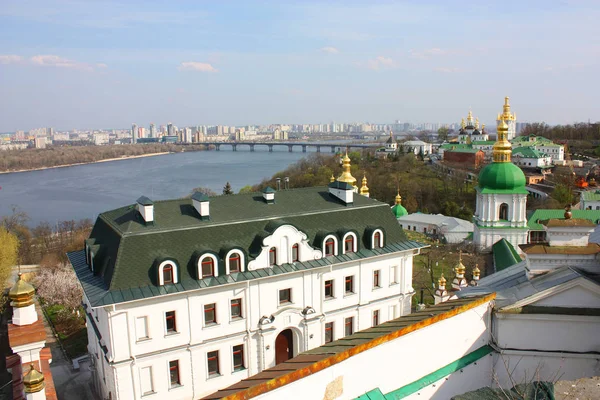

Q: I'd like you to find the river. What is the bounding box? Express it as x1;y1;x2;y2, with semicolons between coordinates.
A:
0;148;325;226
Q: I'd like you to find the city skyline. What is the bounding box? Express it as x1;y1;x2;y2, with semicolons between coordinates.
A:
1;0;599;131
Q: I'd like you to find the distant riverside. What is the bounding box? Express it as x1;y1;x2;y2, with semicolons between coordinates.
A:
0;149;314;226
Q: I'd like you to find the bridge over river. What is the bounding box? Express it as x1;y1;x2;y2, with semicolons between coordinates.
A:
182;141;382;153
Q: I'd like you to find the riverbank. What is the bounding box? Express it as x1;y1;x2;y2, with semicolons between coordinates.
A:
0;152;172;175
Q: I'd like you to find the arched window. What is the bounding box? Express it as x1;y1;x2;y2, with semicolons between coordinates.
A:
158;260;178;285
372;230;383;249
291;244;299;262
325;238;336;257
499;203;509;220
226;250;245;274
269;247;277;266
198;254;218;278
342;232;357;254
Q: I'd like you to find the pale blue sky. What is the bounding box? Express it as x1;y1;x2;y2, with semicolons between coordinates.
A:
0;0;598;131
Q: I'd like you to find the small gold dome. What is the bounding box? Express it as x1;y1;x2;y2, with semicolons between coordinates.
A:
395;191;402;205
337;152;357;187
330;174;335;183
493;118;512;163
24;364;45;393
473;264;481;278
9;274;35;308
438;273;447;286
454;252;466;276
359;175;369;195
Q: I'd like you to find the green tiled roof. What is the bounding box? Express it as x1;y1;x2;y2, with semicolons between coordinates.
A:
582;190;600;202
512;147;547;158
446;148;481;154
528;209;600;230
492;239;522;271
439;143;471;150
472;141;496;145
71;186;424;307
478;162;528;194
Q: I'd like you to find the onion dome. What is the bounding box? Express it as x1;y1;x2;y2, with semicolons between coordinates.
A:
24;363;45;393
337;152;357;188
391;190;408;218
472;264;480;279
359;175;370;196
386;131;394;144
9;273;35;308
438;273;447;288
330;174;335;183
454;252;466;277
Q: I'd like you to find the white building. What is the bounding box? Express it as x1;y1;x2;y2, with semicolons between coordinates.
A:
581;189;600;210
397;213;473;244
93;133;110;145
511;147;552;168
69;178;426;400
402;140;432;156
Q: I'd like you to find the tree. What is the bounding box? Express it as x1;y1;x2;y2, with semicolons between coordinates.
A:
35;266;83;311
238;185;254;194
187;187;217;198
437;127;449;142
0;228;19;287
223;182;234;195
551;184;574;206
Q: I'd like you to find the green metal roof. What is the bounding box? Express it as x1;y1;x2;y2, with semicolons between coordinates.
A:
581;190;600;202
512;147;547;158
439;143;471;150
472;141;496;145
527;209;600;230
492;238;522;271
478;162;528;194
392;203;408;218
446;148;481;154
71;186;425;307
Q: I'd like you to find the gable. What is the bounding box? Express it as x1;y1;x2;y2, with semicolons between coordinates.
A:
531;284;600;309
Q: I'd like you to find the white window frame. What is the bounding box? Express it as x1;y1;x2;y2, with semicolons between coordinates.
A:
371;229;384;248
322;234;339;256
198;253;219;278
135;316;150;341
225;249;245;274
139;366;154;395
158;260;178;285
390;265;399;285
342;232;358;254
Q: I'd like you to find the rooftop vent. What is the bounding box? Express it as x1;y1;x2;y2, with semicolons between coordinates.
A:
136;196;154;224
328;181;354;205
262;187;275;204
191;192;210;220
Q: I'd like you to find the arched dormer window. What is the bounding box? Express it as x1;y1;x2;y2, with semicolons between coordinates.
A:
342;232;357;254
269;247;277;266
226;250;245;274
323;235;338;257
158;260;178;285
198;254;219;279
372;230;384;249
291;244;299;262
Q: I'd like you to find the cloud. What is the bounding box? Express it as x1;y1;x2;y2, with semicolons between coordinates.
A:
320;46;340;54
433;67;460;73
29;55;105;71
366;56;397;71
178;62;218;72
0;55;23;64
410;48;449;59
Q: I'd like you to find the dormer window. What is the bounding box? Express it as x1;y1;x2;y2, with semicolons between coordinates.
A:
372;230;384;249
225;249;245;274
198;254;218;279
324;237;336;257
343;232;357;254
291;244;299;262
269;247;277;266
158;260;179;285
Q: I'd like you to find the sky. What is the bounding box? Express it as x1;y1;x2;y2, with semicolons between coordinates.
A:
0;0;599;131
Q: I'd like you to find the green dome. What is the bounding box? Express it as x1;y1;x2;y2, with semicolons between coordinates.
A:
478;162;526;192
392;203;408;218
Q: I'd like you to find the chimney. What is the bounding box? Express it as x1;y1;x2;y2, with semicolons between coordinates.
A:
191;192;210;220
262;187;275;204
328;181;354;205
136;196;154;224
276;177;281;191
284;177;290;190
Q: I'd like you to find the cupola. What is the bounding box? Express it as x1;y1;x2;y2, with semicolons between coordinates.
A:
9;273;37;325
434;273;449;304
262;186;275;204
191;192;210;220
452;251;468;290
328;181;354;205
391;190;408;218
24;363;45;399
359;175;370;198
470;264;481;286
337;152;357;190
136;196;154;225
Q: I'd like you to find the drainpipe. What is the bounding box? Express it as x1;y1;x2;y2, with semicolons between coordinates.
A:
186;295;195;399
124;310;138;400
245;280;251;374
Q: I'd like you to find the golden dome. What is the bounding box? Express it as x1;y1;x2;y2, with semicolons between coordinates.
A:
330;174;335;183
394;191;402;205
359;175;369;196
9;274;35;308
337;152;357;187
24;364;45;393
460;118;466;129
493;118;512;163
473;264;481;278
438;273;447;287
467;109;474;123
500;96;516;121
475;117;480;130
454;252;466;276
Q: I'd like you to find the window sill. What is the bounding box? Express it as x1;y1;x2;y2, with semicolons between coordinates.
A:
343;292;356;298
278;301;293;308
136;337;152;343
230;317;245;323
165;331;180;338
168;384;184;391
324;296;335;301
389;282;399;287
141;391;157;397
232;367;247;374
203;323;220;329
207;373;222;380
372;286;382;291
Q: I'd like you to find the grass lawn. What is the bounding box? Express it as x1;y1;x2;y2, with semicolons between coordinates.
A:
44;303;88;359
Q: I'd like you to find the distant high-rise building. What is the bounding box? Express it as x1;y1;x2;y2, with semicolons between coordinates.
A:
167;122;174;137
149;123;156;138
131;123;138;144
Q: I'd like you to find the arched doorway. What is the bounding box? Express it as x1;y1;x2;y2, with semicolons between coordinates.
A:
275;329;294;365
499;203;509;220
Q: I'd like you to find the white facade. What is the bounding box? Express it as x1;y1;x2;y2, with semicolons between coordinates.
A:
402;140;432;156
512;153;552;168
85;229;419;400
535;144;564;161
473;192;528;251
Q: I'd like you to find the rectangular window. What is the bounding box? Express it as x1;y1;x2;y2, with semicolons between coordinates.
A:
345;276;354;294
373;270;381;288
232;344;245;371
324;322;334;343
372;310;380;327
324;279;334;298
207;351;220;377
389;305;398;320
230;298;242;319
390;265;398;284
169;360;180;387
279;288;292;304
292;244;299;262
165;311;176;333
204;303;217;325
344;317;354;336
136;316;149;341
140;366;154;395
269;247;277;266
